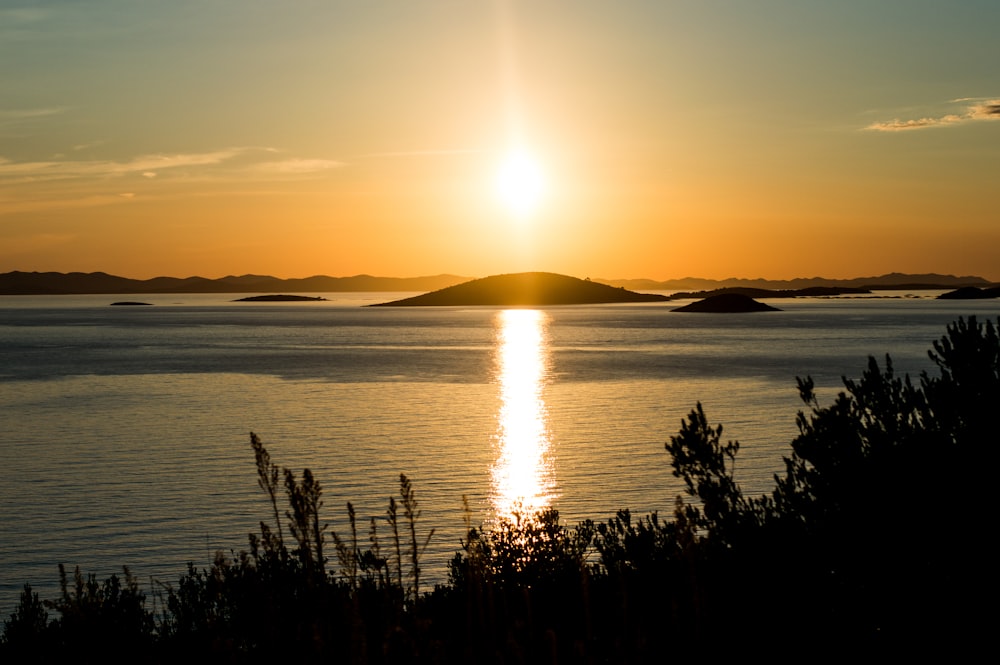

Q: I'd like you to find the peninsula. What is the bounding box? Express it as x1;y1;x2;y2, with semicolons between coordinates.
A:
370;272;670;306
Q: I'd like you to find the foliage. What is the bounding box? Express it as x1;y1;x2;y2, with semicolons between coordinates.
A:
664;401;762;547
1;585;48;660
451;507;593;588
661;315;999;644
4;566;157;663
161;442;437;661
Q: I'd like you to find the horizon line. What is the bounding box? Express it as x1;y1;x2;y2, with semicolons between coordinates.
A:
1;268;994;284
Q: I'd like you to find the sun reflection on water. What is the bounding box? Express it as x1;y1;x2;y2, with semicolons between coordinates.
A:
491;309;556;520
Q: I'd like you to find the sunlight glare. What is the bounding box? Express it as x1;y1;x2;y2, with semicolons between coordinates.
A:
491;309;556;520
495;148;545;219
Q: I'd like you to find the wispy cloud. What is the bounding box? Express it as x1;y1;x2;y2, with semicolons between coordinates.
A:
866;115;964;131
253;158;344;174
362;149;478;158
0;8;50;24
0;107;67;125
0;147;343;184
866;98;1000;132
968;100;1000;119
0;147;346;216
0;148;246;183
114;150;248;175
0;193;140;216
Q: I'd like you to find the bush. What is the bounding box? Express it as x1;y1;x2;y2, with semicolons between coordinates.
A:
663;316;999;646
0;567;156;664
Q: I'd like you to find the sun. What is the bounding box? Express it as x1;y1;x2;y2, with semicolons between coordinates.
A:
495;148;545;218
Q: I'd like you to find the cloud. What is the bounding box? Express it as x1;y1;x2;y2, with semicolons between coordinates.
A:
0;148;247;182
866;114;964;132
0;107;67;125
866;98;1000;132
0;8;49;24
119;149;248;173
968;100;1000;119
254;158;344;174
362;149;478;158
0;147;344;185
0;193;139;216
0;147;347;217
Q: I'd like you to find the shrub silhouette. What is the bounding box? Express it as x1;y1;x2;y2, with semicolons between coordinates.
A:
659;316;999;645
1;566;156;663
160;443;437;661
2;585;48;659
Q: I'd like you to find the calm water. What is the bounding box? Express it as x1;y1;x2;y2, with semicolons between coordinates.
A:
1;291;997;617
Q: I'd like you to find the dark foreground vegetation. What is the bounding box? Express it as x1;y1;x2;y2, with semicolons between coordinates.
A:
4;317;998;662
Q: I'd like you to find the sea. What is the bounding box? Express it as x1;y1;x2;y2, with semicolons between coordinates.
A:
1;291;997;618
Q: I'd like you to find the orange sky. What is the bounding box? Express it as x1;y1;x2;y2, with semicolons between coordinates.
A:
2;1;999;281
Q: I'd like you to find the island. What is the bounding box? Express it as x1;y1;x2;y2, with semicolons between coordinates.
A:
937;286;1000;299
110;301;153;306
233;295;329;302
370;272;670;306
672;293;781;313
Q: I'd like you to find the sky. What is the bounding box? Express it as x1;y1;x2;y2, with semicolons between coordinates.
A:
1;0;998;281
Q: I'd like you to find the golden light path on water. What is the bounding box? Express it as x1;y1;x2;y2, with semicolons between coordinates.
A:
491;309;556;520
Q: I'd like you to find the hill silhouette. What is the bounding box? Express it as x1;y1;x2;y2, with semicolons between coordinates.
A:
0;271;468;295
672;293;781;312
938;286;1000;299
3;271;992;296
370;272;670;306
601;272;992;291
233;295;328;302
668;286;870;299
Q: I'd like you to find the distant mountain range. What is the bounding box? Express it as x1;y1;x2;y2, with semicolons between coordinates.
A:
0;270;992;296
0;271;469;295
598;273;994;291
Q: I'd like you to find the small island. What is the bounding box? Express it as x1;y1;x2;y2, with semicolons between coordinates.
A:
233;295;329;302
370;272;670;306
672;293;781;313
110;301;153;306
937;286;1000;299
